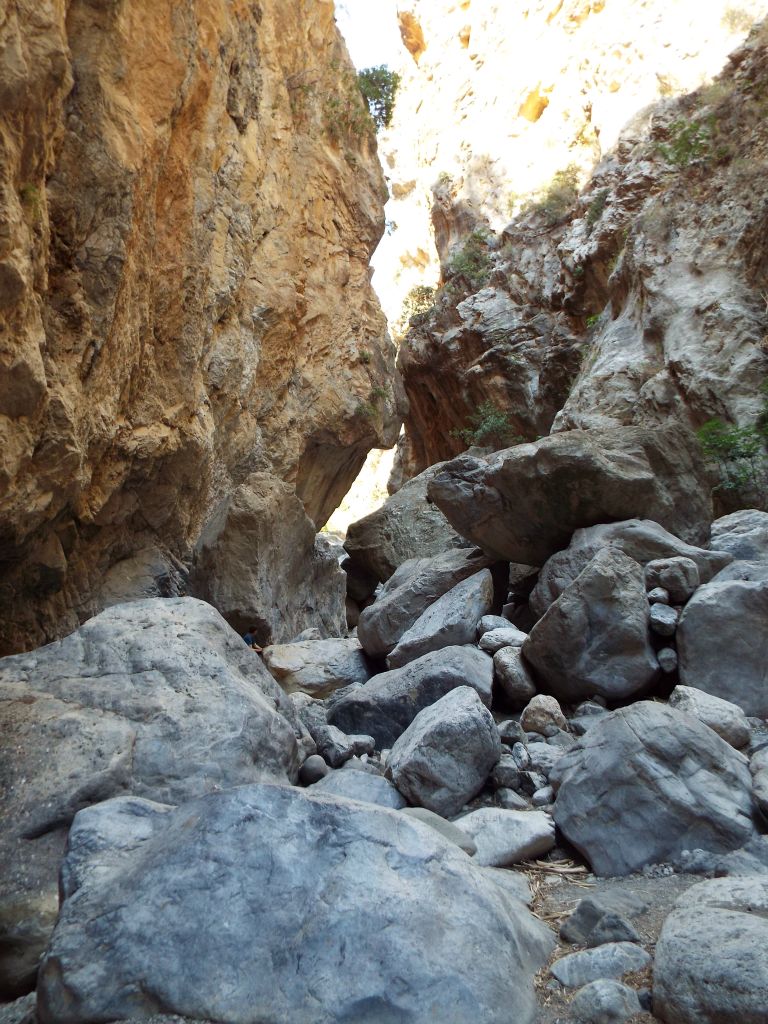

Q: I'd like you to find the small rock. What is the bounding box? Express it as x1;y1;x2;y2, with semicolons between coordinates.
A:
511;743;531;770
526;742;561;775
645;556;700;604
312;724;375;768
532;786;554;807
498;719;526;746
647;586;670;604
586;913;641;948
491;753;524;789
480;626;528;655
560;893;648;945
493;646;537;708
309;771;405;809
456;808;555;866
570;979;642;1024
477;614;513;637
649;602;679;636
657;647;678;673
521;694;567;736
496;788;529;810
299;754;329;785
573;700;608;719
550;943;651;988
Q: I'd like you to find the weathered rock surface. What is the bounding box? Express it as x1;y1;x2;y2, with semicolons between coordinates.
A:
262;638;371;698
677;578;768;717
523;548;658;703
387;569;495;668
493;647;537;709
456;808;555;867
530;519;732;618
551;702;757;876
428;424;711;566
357;547;492;658
645;557;700;604
551;943;651;988
0;0;402;656
479;625;528;654
521;695;568;736
328;645;494;748
654;875;768;1024
399;807;478;855
309;770;406;810
188;475;347;644
710;509;768;561
37;785;554;1024
571;979;643;1024
0;598;301;998
561;892;647;947
668;685;751;749
387;687;501;817
344;460;470;584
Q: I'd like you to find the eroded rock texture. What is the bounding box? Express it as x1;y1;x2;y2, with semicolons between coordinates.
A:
381;1;768;483
0;0;400;654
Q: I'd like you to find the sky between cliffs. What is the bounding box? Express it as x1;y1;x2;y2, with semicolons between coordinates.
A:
335;0;404;69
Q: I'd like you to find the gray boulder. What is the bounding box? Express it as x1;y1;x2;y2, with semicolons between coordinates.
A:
479;626;528;654
530;519;732;618
668;685;751;749
328;645;494;748
309;770;406;809
456;808;555;866
387;570;495;669
427;424;712;566
710;509;768;560
0;598;301;999
561;892;648;945
750;748;768;819
189;473;346;643
649;602;679;637
551;943;651;988
387;687;501;817
311;725;375;768
645;556;700;604
357;548;492;658
37;785;554;1024
523;549;658;703
478;614;514;636
344;460;471;584
493;647;537;709
520;695;567;736
677;579;768;717
399;807;477;855
551;702;757;876
571;980;643;1023
262;638;372;698
654;875;768;1023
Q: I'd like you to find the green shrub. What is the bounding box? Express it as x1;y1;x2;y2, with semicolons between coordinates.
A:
324;62;373;141
586;187;610;228
357;66;400;131
536;164;580;225
697;414;767;503
401;285;435;324
657;116;714;167
446;230;493;290
453;400;520;449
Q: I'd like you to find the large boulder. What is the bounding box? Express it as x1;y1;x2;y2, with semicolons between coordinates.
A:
0;598;301;999
189;473;346;645
37;785;554;1024
387;569;495;669
530;519;732;618
456;808;555;867
357;547;492;658
427;424;712;566
654;876;768;1023
710;509;768;561
523;549;658;703
677;579;768;717
344;460;471;584
262;638;372;698
551;702;757;876
387;687;501;817
668;685;751;750
327;645;494;749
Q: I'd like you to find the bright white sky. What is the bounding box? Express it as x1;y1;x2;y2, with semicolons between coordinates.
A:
335;0;404;69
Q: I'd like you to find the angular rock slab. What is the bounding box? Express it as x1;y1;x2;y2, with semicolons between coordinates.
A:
387;569;495;668
710;509;768;561
327;645;494;749
309;770;406;809
668;685;751;749
427;423;712;566
357;547;493;658
523;548;658;703
456;808;555;867
677;579;768;717
551;702;757;876
654;875;768;1024
551;943;651;988
530;518;732;618
0;598;301;999
37;785;554;1024
262;638;372;698
388;687;501;818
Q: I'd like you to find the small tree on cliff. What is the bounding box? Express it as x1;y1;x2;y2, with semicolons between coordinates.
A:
357;66;401;130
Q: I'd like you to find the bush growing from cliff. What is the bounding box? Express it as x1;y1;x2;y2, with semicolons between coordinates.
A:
697;384;768;505
401;285;435;323
454;401;520;449
445;230;493;290
357;66;401;130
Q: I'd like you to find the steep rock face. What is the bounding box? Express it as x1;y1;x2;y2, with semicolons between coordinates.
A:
377;0;768;481
0;0;400;654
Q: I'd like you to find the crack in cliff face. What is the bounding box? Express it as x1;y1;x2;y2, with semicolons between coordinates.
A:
0;0;404;654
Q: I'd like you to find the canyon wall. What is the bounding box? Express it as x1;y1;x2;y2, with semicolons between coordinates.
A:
377;0;768;480
0;0;401;653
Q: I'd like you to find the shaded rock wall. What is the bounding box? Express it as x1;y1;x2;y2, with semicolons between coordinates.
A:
0;0;401;653
377;0;768;481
